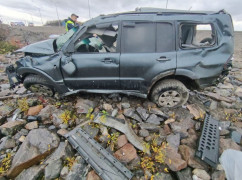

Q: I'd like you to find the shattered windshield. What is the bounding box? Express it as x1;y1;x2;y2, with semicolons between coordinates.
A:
56;27;79;51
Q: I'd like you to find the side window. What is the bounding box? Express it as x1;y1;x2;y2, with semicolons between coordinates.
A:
74;24;118;53
122;22;155;53
157;23;175;52
180;24;216;49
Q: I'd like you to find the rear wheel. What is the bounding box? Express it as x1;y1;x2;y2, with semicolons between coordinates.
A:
23;75;55;96
151;79;189;108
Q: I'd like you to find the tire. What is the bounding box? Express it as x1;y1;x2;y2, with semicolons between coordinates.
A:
23;75;55;96
151;79;189;108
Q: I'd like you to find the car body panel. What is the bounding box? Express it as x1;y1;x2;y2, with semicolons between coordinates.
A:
6;8;234;98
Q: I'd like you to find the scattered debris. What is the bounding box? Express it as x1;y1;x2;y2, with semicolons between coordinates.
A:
94;113;150;154
196;114;219;167
65;128;133;180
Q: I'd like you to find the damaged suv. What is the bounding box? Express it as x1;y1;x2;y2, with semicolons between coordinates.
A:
6;8;234;108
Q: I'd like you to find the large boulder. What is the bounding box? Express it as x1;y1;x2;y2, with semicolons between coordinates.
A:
7;128;60;178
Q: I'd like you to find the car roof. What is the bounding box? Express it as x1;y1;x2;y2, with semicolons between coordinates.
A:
83;8;228;26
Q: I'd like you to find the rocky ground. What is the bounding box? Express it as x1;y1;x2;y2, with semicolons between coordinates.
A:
0;34;242;180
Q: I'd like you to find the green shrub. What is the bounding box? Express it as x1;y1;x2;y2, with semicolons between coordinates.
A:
0;41;17;54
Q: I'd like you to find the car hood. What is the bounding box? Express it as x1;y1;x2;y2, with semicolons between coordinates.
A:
15;39;55;55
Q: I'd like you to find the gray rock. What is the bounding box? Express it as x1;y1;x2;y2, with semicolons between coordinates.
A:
111;109;118;117
0;84;10;91
75;98;97;114
136;107;149;121
59;123;68;129
0;137;15;151
48;125;56;130
146;114;164;125
52;111;64;127
7;128;60;178
60;166;69;179
192;169;210;180
0;89;11;97
195;122;201;131
221;101;234;108
149;108;168;118
66;156;89;180
219;121;231;130
38;105;57;121
16;87;27;94
45;159;62;180
123;108;142;122
211;170;226;180
45;141;74;163
0;120;26;136
231;131;242;144
139;123;160;131
176;167;192;180
15;165;44;180
82;124;99;138
139;129;149;137
170;116;195;138
166;133;180;151
121;103;130;109
13;129;29;141
153;172;173;180
220;130;230;136
210;100;218;110
0;105;15;122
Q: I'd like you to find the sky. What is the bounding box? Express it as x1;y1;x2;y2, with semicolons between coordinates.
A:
0;0;242;31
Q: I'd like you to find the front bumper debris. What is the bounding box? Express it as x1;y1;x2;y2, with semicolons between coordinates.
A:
65;128;133;180
196;114;220;167
5;65;21;89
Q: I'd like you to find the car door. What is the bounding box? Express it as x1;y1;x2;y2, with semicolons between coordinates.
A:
120;21;177;93
61;23;120;90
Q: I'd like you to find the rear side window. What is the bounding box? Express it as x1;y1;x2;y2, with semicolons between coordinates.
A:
180;23;216;49
122;22;156;53
157;23;175;52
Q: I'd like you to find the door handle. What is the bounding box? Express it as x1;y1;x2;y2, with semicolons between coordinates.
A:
102;58;113;63
156;56;171;61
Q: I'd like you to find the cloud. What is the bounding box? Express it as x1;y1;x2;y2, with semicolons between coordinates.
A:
0;0;241;30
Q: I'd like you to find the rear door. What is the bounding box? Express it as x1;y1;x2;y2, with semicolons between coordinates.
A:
120;21;176;93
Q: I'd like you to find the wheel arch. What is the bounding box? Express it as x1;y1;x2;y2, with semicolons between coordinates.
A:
18;67;69;94
147;74;199;99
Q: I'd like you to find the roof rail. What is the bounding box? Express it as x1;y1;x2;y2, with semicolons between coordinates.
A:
135;7;216;14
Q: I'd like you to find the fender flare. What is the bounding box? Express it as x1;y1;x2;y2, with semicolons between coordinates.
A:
17;67;69;94
147;70;175;94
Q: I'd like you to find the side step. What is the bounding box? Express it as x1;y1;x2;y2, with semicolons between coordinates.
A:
65;128;133;180
196;114;220;167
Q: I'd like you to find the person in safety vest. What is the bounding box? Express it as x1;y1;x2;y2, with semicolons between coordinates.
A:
65;13;79;32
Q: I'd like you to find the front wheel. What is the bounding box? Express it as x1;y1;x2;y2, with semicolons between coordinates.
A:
151;79;189;108
23;75;55;96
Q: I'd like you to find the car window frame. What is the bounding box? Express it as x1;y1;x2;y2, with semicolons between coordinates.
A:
67;21;121;55
121;20;175;53
179;22;217;50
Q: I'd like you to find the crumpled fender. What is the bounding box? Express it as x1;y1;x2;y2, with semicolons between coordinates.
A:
17;67;68;94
